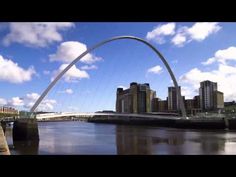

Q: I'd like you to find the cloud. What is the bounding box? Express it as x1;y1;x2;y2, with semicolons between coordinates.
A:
0;98;7;105
202;46;236;65
51;64;89;82
146;23;221;47
81;65;98;70
23;93;56;111
147;65;163;74
65;89;73;94
202;57;216;65
49;41;102;64
58;89;73;94
7;97;24;107
24;93;40;109
146;23;176;44
187;22;221;41
171;22;221;47
1;93;56;111
3;22;74;47
181;86;198;99
26;92;40;100
171;27;188;46
37;99;56;111
180;63;236;101
0;55;36;83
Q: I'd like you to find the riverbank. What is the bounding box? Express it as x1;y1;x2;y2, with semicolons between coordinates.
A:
0;126;10;155
87;116;236;130
10;115;236;130
35;116;236;130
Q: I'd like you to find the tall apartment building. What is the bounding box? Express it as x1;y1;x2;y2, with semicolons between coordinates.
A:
199;80;224;111
116;82;156;113
168;86;181;111
213;91;224;110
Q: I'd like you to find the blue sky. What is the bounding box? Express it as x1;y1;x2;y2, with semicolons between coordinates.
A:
1;22;236;112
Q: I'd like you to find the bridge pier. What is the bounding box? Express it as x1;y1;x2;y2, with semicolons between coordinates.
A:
13;118;39;141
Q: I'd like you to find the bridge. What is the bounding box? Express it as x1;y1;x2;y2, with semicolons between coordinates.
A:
1;35;187;148
30;35;186;118
35;112;182;120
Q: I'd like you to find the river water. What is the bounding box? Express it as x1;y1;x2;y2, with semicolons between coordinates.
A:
5;121;236;155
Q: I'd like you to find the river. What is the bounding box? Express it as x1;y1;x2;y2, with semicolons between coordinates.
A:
5;121;236;155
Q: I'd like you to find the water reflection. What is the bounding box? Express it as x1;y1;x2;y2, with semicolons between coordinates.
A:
201;137;225;154
12;141;39;155
5;121;236;155
190;131;226;154
115;125;185;154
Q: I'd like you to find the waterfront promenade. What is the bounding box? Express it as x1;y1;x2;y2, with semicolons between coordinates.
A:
0;126;10;155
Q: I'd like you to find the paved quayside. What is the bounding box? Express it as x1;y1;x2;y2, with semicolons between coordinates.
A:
0;126;10;155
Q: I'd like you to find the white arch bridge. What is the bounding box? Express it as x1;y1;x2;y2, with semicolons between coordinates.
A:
30;36;187;118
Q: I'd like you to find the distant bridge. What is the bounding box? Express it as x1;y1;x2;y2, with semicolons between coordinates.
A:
35;112;182;120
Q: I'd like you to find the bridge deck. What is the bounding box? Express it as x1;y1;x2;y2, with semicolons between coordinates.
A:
36;112;182;120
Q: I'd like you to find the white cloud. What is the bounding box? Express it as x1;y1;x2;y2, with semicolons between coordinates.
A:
3;22;74;47
0;55;36;84
23;93;56;111
202;57;216;65
58;89;73;94
81;65;98;70
202;47;236;65
181;86;197;99
49;41;102;64
146;23;176;44
171;27;188;46
24;93;40;109
52;64;89;82
7;97;24;107
180;63;236;101
65;89;73;94
171;22;221;47
147;65;163;74
26;92;40;101
37;99;57;111
215;47;236;60
0;98;7;105
1;92;56;111
187;22;221;41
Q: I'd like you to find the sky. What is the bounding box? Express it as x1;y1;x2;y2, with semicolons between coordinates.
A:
0;22;236;112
